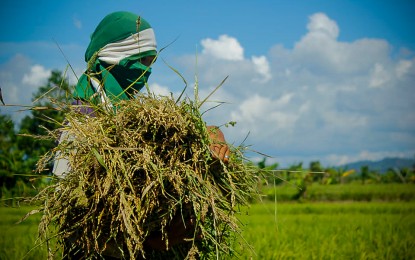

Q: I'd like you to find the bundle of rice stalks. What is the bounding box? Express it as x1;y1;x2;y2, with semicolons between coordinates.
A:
35;93;260;259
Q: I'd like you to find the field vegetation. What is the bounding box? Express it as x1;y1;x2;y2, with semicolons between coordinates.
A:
232;201;415;259
262;182;415;202
2;183;415;259
0;206;48;259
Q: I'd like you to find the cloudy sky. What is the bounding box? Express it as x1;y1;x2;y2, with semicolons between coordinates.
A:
1;0;414;167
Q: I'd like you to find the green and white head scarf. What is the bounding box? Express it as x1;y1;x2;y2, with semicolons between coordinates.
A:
74;11;157;107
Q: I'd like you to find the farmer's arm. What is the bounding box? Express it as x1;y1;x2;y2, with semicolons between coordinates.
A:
206;126;230;163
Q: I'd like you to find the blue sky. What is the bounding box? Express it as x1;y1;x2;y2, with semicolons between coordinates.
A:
1;0;414;167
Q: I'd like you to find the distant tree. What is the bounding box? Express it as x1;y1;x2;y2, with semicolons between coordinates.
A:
392;167;409;183
257;158;280;184
322;167;340;185
309;160;323;182
383;168;399;183
286;162;312;200
257;158;267;169
413;154;415;173
17;70;72;175
361;165;369;184
0;115;19;192
385;167;414;183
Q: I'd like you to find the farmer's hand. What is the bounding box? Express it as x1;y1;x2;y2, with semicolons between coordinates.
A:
207;126;230;163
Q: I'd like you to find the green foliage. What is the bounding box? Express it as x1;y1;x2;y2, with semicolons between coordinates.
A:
256;157;415;202
16;70;71;175
0;206;51;259
3;201;415;260
0;115;19;190
1;70;72;199
361;165;369;184
263;183;415;202
231;202;415;259
383;167;415;183
256;158;279;185
309;160;323;182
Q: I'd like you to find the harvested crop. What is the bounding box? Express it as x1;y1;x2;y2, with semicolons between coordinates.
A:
34;92;259;259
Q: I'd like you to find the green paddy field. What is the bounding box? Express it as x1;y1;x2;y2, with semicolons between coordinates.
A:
1;184;414;259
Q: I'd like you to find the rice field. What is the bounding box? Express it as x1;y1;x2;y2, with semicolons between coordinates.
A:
0;205;48;259
231;201;415;260
1;199;414;259
262;183;415;202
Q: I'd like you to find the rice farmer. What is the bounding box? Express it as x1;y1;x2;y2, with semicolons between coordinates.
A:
54;11;230;259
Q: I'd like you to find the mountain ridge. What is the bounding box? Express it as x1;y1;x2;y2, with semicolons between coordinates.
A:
339;157;415;173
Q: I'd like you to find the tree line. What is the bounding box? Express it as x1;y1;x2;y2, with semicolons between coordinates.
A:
1;71;70;198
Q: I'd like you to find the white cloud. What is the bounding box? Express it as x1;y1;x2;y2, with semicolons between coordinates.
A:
230;93;299;138
0;55;50;124
369;63;391;88
174;12;415;167
201;34;244;61
307;12;339;39
1;55;36;104
3;12;413;168
395;59;413;79
293;13;391;75
150;83;172;96
251;55;272;83
73;15;82;29
22;64;51;87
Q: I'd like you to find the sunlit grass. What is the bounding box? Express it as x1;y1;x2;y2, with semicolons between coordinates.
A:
262;183;415;202
0;206;49;259
3;201;415;259
230;201;415;259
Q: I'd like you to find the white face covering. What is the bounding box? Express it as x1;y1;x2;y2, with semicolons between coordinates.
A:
98;28;157;65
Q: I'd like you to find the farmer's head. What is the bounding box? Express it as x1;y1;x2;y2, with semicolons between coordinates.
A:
82;11;157;98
